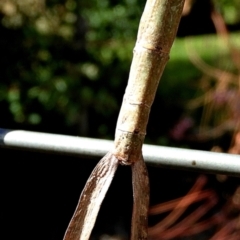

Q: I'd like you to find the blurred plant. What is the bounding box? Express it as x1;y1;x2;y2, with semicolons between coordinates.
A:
0;0;145;137
165;3;240;238
148;175;240;240
181;0;240;26
170;0;240;151
213;0;240;26
0;0;239;141
229;131;240;154
161;3;240;238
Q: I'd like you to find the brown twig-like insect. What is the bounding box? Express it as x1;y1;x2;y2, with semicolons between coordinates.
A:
63;0;185;239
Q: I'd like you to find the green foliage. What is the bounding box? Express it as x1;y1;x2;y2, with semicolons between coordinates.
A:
0;0;239;146
0;0;145;137
213;0;240;25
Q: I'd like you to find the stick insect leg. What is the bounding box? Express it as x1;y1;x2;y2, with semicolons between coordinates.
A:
63;152;119;240
131;155;150;240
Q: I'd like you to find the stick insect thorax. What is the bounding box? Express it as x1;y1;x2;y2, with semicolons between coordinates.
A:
113;47;169;165
113;0;184;165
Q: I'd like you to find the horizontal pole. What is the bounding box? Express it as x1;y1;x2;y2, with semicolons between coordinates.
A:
0;128;239;177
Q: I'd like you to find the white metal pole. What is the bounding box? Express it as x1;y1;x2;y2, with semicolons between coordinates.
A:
1;128;240;176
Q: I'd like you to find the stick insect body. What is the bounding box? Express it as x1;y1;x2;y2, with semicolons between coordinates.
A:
63;1;185;239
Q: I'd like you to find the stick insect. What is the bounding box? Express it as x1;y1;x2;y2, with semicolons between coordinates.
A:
63;0;185;239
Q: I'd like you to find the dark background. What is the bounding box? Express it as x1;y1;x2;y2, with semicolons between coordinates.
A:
2;147;239;239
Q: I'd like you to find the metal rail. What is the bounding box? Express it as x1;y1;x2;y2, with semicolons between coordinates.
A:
0;128;239;177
